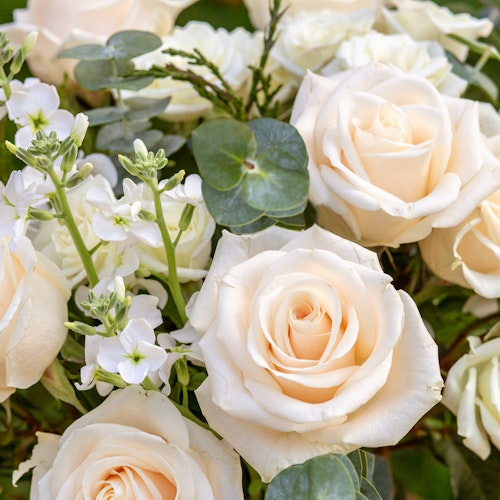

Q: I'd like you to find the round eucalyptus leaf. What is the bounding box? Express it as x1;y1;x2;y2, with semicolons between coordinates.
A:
124;97;171;121
230;216;276;234
202;181;263;227
84;107;125;126
107;30;162;60
58;44;113;61
192;119;257;191
265;454;359;500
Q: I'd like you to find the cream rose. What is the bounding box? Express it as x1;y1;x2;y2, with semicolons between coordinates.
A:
124;21;261;122
442;336;500;459
377;0;493;61
18;385;243;499
0;0;199;85
190;224;443;481
0;235;70;402
290;62;500;247
323;32;467;97
418;104;500;298
244;0;384;30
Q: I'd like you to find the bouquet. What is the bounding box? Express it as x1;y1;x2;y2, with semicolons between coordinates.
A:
1;0;500;498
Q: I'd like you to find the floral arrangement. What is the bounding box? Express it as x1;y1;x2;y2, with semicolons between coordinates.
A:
1;0;500;498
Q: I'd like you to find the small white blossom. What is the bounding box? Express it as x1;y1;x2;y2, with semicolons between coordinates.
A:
6;78;74;148
97;318;168;384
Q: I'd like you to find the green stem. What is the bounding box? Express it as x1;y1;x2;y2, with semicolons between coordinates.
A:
151;182;187;324
47;165;99;287
171;399;220;437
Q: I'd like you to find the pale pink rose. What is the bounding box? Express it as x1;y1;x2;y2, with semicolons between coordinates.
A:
19;385;243;499
191;225;443;481
290;63;500;247
0;236;70;402
0;0;199;85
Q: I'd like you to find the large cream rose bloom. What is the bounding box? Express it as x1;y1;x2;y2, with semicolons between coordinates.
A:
419;104;500;298
243;0;384;30
0;0;199;85
290;63;500;247
190;225;443;481
0;236;70;402
19;385;243;499
443;336;500;459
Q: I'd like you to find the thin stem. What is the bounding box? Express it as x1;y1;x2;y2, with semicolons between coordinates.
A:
47;165;99;287
151;182;187;324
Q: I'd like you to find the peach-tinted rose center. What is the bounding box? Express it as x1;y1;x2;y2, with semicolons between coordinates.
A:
96;466;177;500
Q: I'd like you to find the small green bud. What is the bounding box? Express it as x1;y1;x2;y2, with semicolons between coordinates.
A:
10;49;24;74
133;138;148;158
175;357;190;386
64;321;98;336
161;169;185;192
94;368;128;388
139;209;156;222
60;143;78;174
118;154;136;176
71;113;89;147
21;31;38;55
29;208;54;221
178;203;195;231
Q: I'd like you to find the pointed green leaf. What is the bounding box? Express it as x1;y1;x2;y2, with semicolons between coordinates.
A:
84;107;125;126
107;30;162;60
59;44;113;61
264;454;358;500
123;96;171;120
192;118;257;191
202;181;263;227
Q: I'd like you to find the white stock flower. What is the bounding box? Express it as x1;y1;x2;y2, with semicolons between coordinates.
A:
290;62;500;247
87;177;161;246
97;318;168;385
32;175;139;286
6;78;74;149
192;225;442;481
323;32;468;97
0;0;199;85
377;0;493;61
123;21;261;121
443;336;500;459
19;386;243;499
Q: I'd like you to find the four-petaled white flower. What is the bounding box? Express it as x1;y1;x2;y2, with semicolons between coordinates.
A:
87;177;161;246
97;318;168;384
6;78;74;149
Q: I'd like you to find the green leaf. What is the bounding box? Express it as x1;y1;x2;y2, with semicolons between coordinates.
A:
390;447;453;500
230;215;275;234
359;478;382;500
59;44;113;61
123;96;171;121
192;118;257;191
74;59;154;91
107;30;162;60
106;129;163;154
40;358;86;414
264;454;359;500
84;107;125;126
202;181;263;227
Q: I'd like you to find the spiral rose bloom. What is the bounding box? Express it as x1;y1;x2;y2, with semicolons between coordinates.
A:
0;0;199;85
191;225;443;481
443;336;500;459
243;0;384;30
290;63;500;247
0;236;70;402
21;385;243;499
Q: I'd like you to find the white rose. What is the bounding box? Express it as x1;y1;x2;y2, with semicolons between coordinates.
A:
290;62;500;247
124;21;261;122
135;175;216;282
32;175;138;286
18;385;243;499
244;0;384;30
0;236;70;402
271;9;374;78
0;0;199;85
323;32;467;97
377;0;493;61
442;336;500;459
191;224;443;481
419;104;500;298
